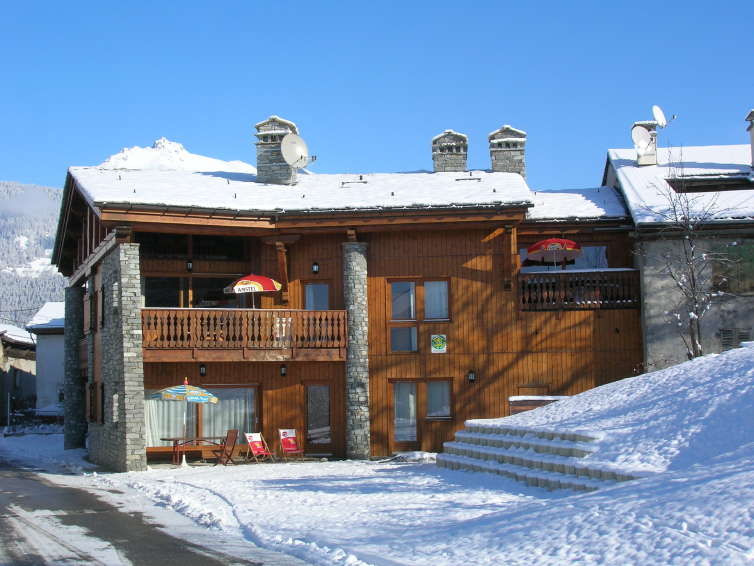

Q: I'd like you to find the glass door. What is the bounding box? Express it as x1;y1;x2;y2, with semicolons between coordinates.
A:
201;387;257;440
305;384;333;453
392;381;418;450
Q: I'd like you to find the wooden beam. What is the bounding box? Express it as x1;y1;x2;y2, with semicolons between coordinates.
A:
275;241;290;301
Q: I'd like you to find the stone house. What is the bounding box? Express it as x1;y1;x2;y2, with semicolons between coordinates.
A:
0;323;36;426
602;110;754;371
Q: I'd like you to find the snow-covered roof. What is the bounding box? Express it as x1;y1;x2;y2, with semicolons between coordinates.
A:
607;145;754;226
526;187;629;222
254;115;299;134
68;138;534;214
0;323;35;346
27;302;65;332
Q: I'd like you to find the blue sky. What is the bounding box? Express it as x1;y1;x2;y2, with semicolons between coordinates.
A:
1;1;752;191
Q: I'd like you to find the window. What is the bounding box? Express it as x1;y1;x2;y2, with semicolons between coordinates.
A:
304;283;330;310
391;327;417;352
194;235;246;261
389;279;450;352
144;277;184;307
391;281;415;320
135;232;188;259
306;384;331;445
426;381;451;418
714;243;754;295
424;281;449;320
192;277;240;308
393;382;417;442
720;328;751;351
389;280;449;352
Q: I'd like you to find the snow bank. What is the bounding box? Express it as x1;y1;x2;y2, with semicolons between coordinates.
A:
472;343;754;474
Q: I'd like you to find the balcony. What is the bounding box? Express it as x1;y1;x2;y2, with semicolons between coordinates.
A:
519;269;640;311
141;308;347;362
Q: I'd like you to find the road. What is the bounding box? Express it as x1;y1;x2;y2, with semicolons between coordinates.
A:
0;459;306;566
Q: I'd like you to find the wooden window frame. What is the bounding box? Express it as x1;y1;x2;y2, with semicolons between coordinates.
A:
388;278;451;353
388;378;455;451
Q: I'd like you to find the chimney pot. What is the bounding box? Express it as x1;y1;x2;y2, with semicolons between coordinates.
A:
432;130;468;172
488;125;526;177
254;115;299;185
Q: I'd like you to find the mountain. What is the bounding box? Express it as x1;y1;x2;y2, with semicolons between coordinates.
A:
0;181;66;328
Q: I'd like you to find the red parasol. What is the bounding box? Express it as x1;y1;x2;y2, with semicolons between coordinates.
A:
224;274;282;294
224;274;282;307
526;238;582;267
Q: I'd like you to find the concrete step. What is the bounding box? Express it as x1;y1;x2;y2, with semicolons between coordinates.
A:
464;423;598;444
454;430;596;458
436;452;612;492
437;423;639;492
443;442;637;483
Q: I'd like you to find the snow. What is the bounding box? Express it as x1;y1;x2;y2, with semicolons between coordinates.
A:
2;345;754;565
27;301;65;330
70;166;533;214
489;125;527;138
99;137;258;174
0;322;35;345
431;129;468;143
526;187;628;221
608;145;754;225
15;235;29;249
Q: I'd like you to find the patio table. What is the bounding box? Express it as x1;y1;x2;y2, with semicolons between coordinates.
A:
160;436;225;465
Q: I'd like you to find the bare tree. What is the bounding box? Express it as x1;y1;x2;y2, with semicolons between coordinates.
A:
642;151;733;360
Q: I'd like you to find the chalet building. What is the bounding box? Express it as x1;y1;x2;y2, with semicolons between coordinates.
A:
603;110;754;371
54;116;643;471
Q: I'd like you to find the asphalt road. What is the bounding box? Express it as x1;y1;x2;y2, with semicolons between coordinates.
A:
0;459;305;566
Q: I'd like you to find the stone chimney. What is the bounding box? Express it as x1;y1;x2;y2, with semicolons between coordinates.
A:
432;130;468;172
632;120;658;167
255;115;299;185
746;109;754;170
488;125;527;177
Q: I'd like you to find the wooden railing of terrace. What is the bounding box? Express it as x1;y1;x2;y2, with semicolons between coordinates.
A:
141;309;347;362
519;269;640;311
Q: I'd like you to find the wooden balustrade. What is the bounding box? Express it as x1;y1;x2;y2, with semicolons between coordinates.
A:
141;308;347;351
519;269;640;311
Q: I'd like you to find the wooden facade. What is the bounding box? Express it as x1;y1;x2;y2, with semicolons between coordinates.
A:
57;177;643;461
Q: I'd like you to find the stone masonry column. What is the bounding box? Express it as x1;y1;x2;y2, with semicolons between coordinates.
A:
342;241;371;459
64;285;87;449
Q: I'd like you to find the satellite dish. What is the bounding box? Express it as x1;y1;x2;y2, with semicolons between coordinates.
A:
652;105;668;128
281;134;310;168
631;125;651;151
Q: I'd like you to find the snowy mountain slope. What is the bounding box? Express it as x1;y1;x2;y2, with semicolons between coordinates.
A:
0;181;65;327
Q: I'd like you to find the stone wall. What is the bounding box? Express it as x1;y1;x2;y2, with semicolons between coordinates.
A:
489;126;527;177
87;243;147;471
342;241;371;459
639;237;754;371
256;143;297;185
63;285;87;449
432;131;468;172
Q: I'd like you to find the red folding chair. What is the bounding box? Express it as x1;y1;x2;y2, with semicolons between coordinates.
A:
278;428;304;461
244;432;275;463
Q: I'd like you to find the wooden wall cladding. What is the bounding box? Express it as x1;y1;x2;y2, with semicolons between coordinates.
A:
365;229;642;456
144;361;345;457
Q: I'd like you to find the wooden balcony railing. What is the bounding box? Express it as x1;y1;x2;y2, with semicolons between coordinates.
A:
142;309;347;351
519;269;640;311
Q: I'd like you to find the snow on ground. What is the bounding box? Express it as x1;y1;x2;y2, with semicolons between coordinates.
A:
2;346;753;565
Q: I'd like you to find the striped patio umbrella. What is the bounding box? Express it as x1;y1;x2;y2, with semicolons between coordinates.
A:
151;378;218;440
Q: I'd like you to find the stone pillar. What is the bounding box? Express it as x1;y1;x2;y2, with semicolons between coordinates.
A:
90;242;147;471
63;285;87;449
342;241;371;459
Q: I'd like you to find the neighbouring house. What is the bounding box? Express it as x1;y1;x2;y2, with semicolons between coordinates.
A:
0;323;36;426
27;302;65;421
53;117;643;471
603;110;754;371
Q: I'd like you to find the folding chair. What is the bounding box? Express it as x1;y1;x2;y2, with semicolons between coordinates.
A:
278;428;304;461
212;429;239;466
244;432;275;463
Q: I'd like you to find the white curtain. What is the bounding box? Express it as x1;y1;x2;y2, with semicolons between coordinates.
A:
202;388;255;440
424;281;449;319
144;390;197;447
394;382;417;442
